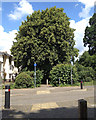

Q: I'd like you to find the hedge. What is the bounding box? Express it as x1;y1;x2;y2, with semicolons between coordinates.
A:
49;63;78;86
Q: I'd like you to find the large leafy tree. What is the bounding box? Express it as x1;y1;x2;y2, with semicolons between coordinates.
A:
82;13;96;72
83;13;96;55
75;63;95;82
77;51;96;71
11;7;78;82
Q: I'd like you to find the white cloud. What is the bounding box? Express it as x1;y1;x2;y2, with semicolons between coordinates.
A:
78;0;95;18
75;4;79;7
0;25;17;54
70;18;90;56
79;6;91;18
0;7;2;11
8;0;34;20
69;0;95;56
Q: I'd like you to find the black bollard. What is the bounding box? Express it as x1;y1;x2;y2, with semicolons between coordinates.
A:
78;99;87;120
81;80;83;89
5;85;10;109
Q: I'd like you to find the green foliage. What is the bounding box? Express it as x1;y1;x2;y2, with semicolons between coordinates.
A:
10;83;16;89
75;64;95;82
83;81;94;86
83;13;96;55
15;72;34;88
11;6;79;81
49;64;78;86
78;51;96;71
36;70;44;87
82;13;96;75
2;84;5;89
26;70;43;87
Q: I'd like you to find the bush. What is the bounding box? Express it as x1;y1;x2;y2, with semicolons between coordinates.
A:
85;77;92;82
15;72;34;88
49;64;78;87
25;70;43;87
36;70;44;87
10;83;16;89
76;64;95;82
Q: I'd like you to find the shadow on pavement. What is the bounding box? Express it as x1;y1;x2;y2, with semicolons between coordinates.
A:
1;106;95;120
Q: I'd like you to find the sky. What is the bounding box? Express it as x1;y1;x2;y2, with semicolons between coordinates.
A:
0;0;95;57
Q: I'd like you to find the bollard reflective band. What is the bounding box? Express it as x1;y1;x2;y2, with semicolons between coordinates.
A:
5;89;8;92
5;89;10;92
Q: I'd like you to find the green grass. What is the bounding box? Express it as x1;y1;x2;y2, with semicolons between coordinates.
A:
1;80;95;89
83;81;94;86
59;83;80;87
56;81;94;87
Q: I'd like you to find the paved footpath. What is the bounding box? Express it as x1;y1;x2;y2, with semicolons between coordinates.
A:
1;85;95;119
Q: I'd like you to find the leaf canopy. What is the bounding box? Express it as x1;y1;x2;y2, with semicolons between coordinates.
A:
11;6;78;80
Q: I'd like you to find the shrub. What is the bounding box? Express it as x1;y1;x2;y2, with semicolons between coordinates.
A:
10;82;16;89
26;70;43;87
15;72;34;88
36;70;43;87
76;64;95;82
49;64;78;87
85;77;92;82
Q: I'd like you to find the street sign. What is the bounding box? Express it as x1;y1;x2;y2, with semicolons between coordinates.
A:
34;63;37;67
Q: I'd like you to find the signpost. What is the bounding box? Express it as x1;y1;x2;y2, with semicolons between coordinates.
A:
71;66;73;85
34;63;37;88
71;56;73;85
59;78;60;86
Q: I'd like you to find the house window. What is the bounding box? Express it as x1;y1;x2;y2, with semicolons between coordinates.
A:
9;65;14;71
9;74;12;82
9;74;12;78
12;65;14;71
9;65;11;70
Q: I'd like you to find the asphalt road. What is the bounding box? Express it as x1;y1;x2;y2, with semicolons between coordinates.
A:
1;85;95;119
1;85;94;105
